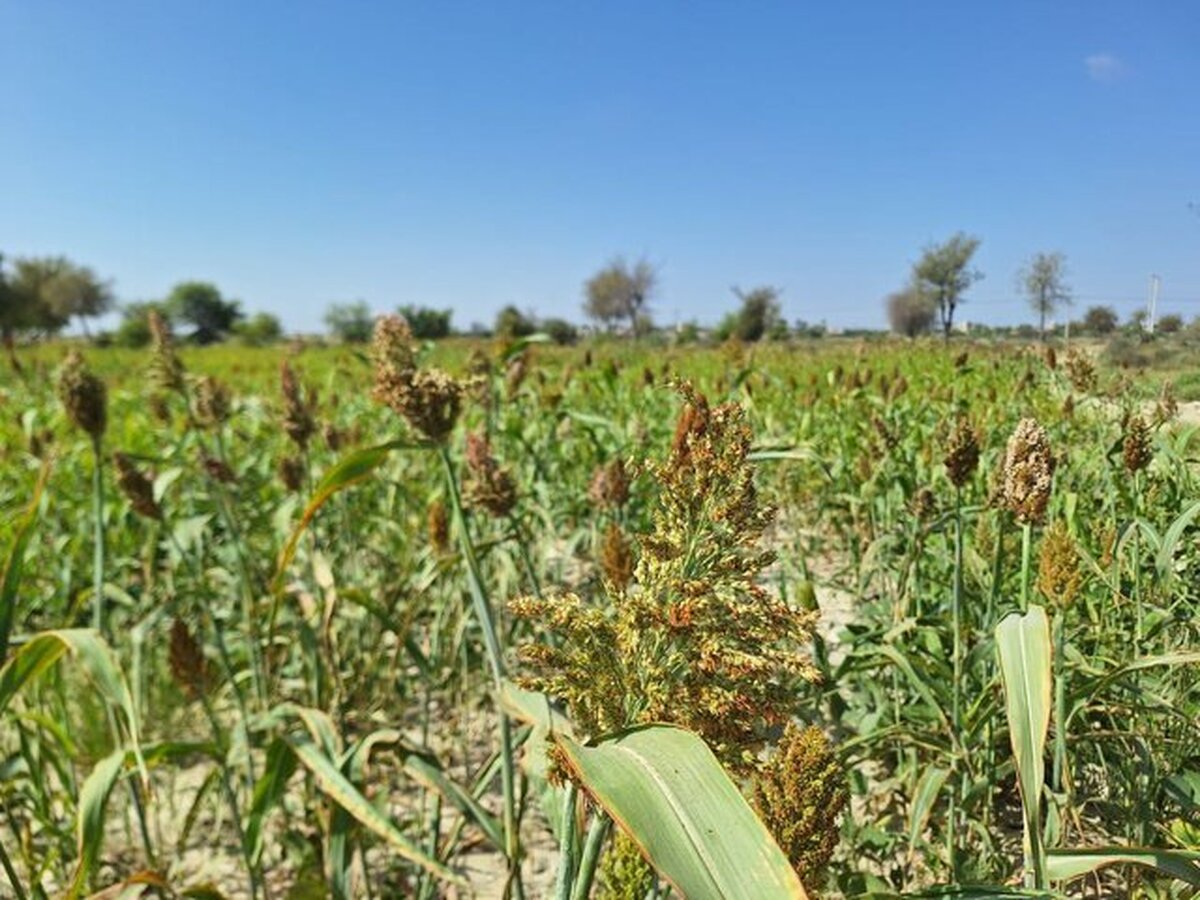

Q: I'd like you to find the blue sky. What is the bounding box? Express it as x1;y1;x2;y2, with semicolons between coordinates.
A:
2;2;1198;332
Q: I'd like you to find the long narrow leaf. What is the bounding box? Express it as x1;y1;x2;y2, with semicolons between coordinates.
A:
1047;848;1200;886
557;724;807;900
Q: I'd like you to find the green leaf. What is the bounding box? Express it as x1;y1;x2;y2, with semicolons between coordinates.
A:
0;462;49;665
908;766;949;861
1046;848;1200;886
995;605;1052;890
556;724;807;900
69;748;126;897
1155;499;1200;582
285;736;465;887
245;738;297;866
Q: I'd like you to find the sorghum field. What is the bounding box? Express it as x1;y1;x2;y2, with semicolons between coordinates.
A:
2;320;1199;899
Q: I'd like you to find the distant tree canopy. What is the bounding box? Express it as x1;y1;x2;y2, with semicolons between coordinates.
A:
166;281;242;344
583;256;657;334
886;285;937;338
233;312;284;346
540;317;578;345
729;286;783;342
1019;251;1071;340
114;302;166;348
1082;305;1119;335
494;305;536;340
325;301;374;343
1157;313;1183;334
912;233;982;338
398;304;453;340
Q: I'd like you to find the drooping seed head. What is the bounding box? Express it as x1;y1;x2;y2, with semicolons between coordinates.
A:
193;375;231;429
169;618;211;699
588;457;631;510
148;310;187;395
56;350;107;440
462;432;517;517
427;499;450;555
113;452;162;520
370;315;462;442
280;360;316;449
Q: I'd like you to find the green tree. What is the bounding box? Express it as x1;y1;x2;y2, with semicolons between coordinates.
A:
886;285;937;338
165;281;242;344
114;302;166;348
494;305;536;340
1082;305;1119;335
398;304;453;340
540;317;579;345
913;233;983;338
1019;252;1071;341
729;286;783;342
233;312;284;346
39;259;114;336
1157;313;1184;334
583;256;657;335
324;301;374;343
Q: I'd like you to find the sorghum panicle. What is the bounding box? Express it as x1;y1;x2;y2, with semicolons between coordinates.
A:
278;454;305;492
57;350;107;440
1038;521;1082;608
280;360;316;449
1122;413;1153;473
751;724;847;892
427;499;450;555
598;522;634;589
169;618;211;699
113;452;162;520
370;315;462;443
588;457;631;510
462;432;517;517
193;375;232;429
148;309;187;395
1000;418;1056;525
944;417;980;490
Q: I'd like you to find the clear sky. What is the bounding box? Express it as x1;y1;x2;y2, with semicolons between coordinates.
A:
2;2;1198;333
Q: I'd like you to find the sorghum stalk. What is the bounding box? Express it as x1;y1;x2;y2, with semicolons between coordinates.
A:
91;435;106;634
570;811;612;900
0;839;26;900
1020;522;1033;613
948;486;964;876
554;783;579;900
438;446;523;899
1052;611;1066;794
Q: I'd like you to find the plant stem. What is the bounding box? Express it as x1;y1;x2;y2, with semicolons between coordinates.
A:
438;446;523;900
1019;522;1033;613
555;783;579;900
571;811;611;900
1052;611;1067;797
0;837;27;900
91;436;106;636
948;488;964;878
199;690;262;900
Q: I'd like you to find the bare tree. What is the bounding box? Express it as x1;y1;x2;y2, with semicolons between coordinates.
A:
583;256;657;335
913;233;983;338
1018;252;1071;341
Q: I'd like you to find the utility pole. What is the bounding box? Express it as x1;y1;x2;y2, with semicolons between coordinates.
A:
1147;274;1161;333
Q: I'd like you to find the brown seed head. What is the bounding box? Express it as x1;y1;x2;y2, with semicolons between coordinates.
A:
599;523;634;589
1064;349;1097;394
280;360;316;448
169;618;211;699
148;310;187;395
1000;418;1056;525
370;315;462;442
751;724;847;891
463;432;517;517
1122;413;1152;473
944;417;981;489
113;452;162;520
587;458;631;510
427;499;450;555
1038;520;1082;608
278;454;305;492
193;376;231;429
56;350;107;440
202;454;237;484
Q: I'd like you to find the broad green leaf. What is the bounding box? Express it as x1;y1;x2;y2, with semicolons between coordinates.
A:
1155;499;1200;582
0;461;49;665
285;737;464;887
1047;848;1200;886
996;605;1052;890
69;748;126;897
557;724;807;900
